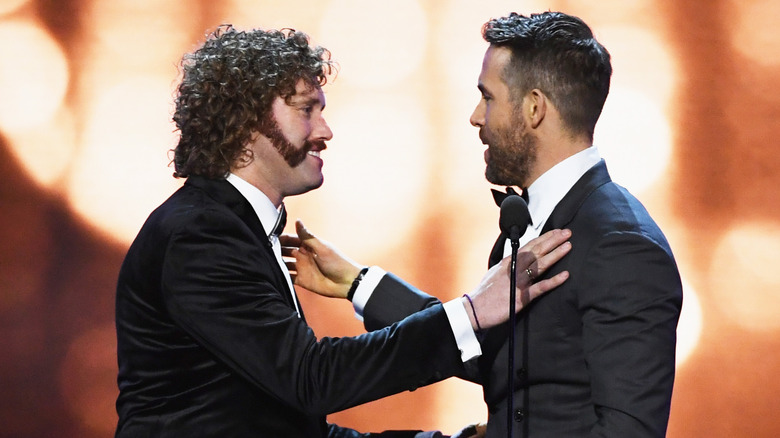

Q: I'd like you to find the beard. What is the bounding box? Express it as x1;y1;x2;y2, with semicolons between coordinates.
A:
483;113;537;187
258;115;321;167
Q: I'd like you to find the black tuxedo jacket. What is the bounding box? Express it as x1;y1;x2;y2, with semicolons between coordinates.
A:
364;161;683;437
115;176;464;437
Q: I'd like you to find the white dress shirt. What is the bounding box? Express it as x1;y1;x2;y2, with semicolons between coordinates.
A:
504;146;602;256
226;173;300;317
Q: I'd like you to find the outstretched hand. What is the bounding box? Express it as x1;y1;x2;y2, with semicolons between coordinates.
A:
464;229;572;330
282;220;365;299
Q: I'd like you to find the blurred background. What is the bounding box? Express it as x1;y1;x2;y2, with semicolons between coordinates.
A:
1;0;779;436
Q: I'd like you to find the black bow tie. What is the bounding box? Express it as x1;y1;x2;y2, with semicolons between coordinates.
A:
491;187;528;207
488;188;530;268
270;204;287;237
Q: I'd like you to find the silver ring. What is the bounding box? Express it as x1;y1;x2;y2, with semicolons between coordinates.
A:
525;268;535;280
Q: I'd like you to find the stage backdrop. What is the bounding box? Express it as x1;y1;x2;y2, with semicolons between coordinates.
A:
1;0;779;436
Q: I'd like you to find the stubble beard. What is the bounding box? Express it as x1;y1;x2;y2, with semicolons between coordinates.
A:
484;115;537;188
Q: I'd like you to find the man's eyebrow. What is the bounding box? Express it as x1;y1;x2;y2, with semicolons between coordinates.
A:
289;93;324;106
477;83;489;95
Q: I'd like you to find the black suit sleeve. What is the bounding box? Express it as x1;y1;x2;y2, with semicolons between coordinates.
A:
161;208;464;416
363;273;442;331
579;231;682;437
363;273;483;384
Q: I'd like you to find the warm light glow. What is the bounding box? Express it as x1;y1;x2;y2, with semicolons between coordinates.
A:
597;26;677;103
0;0;29;16
290;93;432;257
59;326;117;434
435;379;486;432
66;77;182;242
4;107;78;187
83;0;197;71
676;278;702;366
0;20;69;132
319;0;427;88
595;87;673;194
61;0;198;243
594;26;677;195
730;0;780;66
437;1;527;195
222;0;326;31
709;221;780;332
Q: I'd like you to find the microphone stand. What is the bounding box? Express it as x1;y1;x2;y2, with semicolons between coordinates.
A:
507;229;520;438
497;193;530;438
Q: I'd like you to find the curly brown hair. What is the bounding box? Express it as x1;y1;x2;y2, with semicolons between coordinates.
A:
172;25;334;179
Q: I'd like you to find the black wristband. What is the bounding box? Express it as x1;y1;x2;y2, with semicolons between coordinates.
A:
346;267;369;302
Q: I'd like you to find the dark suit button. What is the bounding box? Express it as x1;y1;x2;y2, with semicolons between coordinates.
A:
516;367;526;378
514;408;524;422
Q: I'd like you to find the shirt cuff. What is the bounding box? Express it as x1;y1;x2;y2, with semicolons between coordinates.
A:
351;266;386;321
442;299;482;362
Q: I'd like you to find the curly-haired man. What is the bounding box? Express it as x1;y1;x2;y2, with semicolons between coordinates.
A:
114;25;572;438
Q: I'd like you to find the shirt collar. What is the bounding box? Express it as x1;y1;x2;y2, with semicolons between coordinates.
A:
526;146;602;231
226;173;283;238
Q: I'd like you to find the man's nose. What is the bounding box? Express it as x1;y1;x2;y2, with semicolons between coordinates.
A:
315;116;333;141
470;102;484;127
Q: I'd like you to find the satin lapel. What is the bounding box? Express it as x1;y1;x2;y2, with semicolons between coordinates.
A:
184;176;300;312
488;232;507;268
186;176;271;246
541;160;612;234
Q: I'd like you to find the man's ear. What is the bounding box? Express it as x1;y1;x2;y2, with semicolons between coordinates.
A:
234;135;256;169
235;149;253;167
525;89;547;129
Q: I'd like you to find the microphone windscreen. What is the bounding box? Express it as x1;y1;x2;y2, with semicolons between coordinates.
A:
499;195;531;237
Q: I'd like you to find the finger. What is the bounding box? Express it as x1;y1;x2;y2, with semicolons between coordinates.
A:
522;229;571;259
285;259;297;271
279;234;301;247
527;240;572;277
516;233;571;279
527;270;569;300
295;219;315;241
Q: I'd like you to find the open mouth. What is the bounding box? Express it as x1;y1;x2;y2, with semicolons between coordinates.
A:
307;150;320;158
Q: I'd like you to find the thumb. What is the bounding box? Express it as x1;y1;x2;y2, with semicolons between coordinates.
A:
295;219;315;241
295;219;322;256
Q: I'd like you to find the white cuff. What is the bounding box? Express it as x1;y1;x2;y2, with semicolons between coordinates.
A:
443;299;482;362
351;266;386;321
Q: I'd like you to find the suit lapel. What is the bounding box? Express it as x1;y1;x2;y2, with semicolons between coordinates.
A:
185;176;302;316
186;176;271;246
488;232;508;268
540;160;612;233
488;160;611;268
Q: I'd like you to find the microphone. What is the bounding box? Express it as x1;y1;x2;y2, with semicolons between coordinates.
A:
498;193;530;438
499;195;531;243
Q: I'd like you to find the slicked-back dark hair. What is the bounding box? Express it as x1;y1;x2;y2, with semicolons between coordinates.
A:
172;25;334;179
483;12;611;140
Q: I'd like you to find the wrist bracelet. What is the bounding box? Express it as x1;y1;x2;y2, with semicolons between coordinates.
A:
462;293;483;334
347;267;369;301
